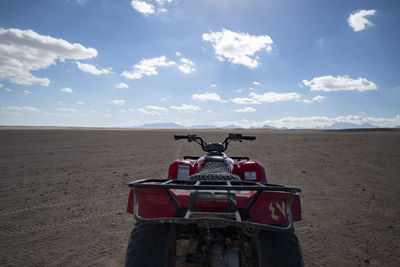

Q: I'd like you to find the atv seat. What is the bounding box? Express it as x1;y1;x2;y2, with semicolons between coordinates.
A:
204;155;225;162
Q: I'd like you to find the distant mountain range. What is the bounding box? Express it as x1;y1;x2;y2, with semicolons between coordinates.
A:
132;122;398;130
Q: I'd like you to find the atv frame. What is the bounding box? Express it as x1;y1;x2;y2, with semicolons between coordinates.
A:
128;179;301;233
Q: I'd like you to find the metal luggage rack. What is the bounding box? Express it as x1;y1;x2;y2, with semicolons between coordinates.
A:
128;179;301;233
183;155;250;161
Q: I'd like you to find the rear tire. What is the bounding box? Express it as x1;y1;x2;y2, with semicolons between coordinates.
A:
125;223;176;267
257;228;304;267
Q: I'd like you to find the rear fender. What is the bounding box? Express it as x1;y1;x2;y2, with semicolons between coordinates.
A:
168;160;198;180
232;160;267;182
127;186;176;217
127;186;301;225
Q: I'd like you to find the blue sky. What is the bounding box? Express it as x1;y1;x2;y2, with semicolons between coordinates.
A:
0;0;399;128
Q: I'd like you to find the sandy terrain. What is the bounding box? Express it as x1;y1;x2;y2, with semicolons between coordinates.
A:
0;128;399;266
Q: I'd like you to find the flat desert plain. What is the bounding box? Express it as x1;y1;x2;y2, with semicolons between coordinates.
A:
0;128;399;266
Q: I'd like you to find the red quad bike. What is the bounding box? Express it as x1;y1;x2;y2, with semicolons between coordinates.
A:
125;134;303;267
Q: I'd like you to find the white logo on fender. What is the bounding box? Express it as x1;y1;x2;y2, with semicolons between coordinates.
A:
269;203;278;220
269;201;286;220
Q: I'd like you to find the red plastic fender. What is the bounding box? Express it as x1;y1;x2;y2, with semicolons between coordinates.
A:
232;161;267;182
168;159;198;180
126;187;176;217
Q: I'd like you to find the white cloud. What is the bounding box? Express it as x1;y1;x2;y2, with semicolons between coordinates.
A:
170;104;201;112
210;84;216;87
235;107;256;113
131;0;155;15
131;0;173;15
231;91;301;104
192;92;226;102
175;51;182;57
178;57;195;74
116;82;129;88
129;108;135;112
76;101;85;105
75;61;112;75
302;95;325;104
57;107;78;113
312;95;325;101
138;105;168;115
249;92;301;103
23;90;31;95
212;114;400;129
1;105;40;115
109;99;126;105
76;0;87;5
303;75;377;92
61;87;73;93
230;97;259;105
202;29;273;68
121;56;176;80
253;81;260;86
348;9;376;32
0;27;97;86
120;109;127;113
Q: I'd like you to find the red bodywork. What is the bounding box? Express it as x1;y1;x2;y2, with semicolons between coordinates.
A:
128;156;301;226
127;186;301;225
168;157;267;183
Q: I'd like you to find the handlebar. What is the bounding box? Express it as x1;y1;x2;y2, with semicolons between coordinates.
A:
173;133;255;153
228;133;256;141
174;135;192;140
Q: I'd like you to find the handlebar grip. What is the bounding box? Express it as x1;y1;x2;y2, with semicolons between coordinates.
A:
241;136;256;141
174;135;188;140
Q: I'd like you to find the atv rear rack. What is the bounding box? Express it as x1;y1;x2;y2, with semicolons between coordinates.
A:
128;179;301;233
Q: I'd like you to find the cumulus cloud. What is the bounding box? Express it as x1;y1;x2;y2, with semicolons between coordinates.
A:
61;87;73;93
170;104;201;112
138;105;168;115
131;0;155;15
202;29;273;68
210;84;216;87
0;27;97;86
178;57;195;74
23;90;31;95
76;0;87;5
302;75;377;92
121;56;176;80
109;99;126;105
250;92;301;103
192;92;226;102
75;62;112;75
253;81;260;86
212;115;400;129
231;92;301;104
348;9;376;32
302;95;325;103
116;82;129;88
1;105;40;115
57;107;78;113
235;107;256;113
131;0;173;15
230;97;259;105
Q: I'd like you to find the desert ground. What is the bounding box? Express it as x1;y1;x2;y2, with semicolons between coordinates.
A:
0;128;399;266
